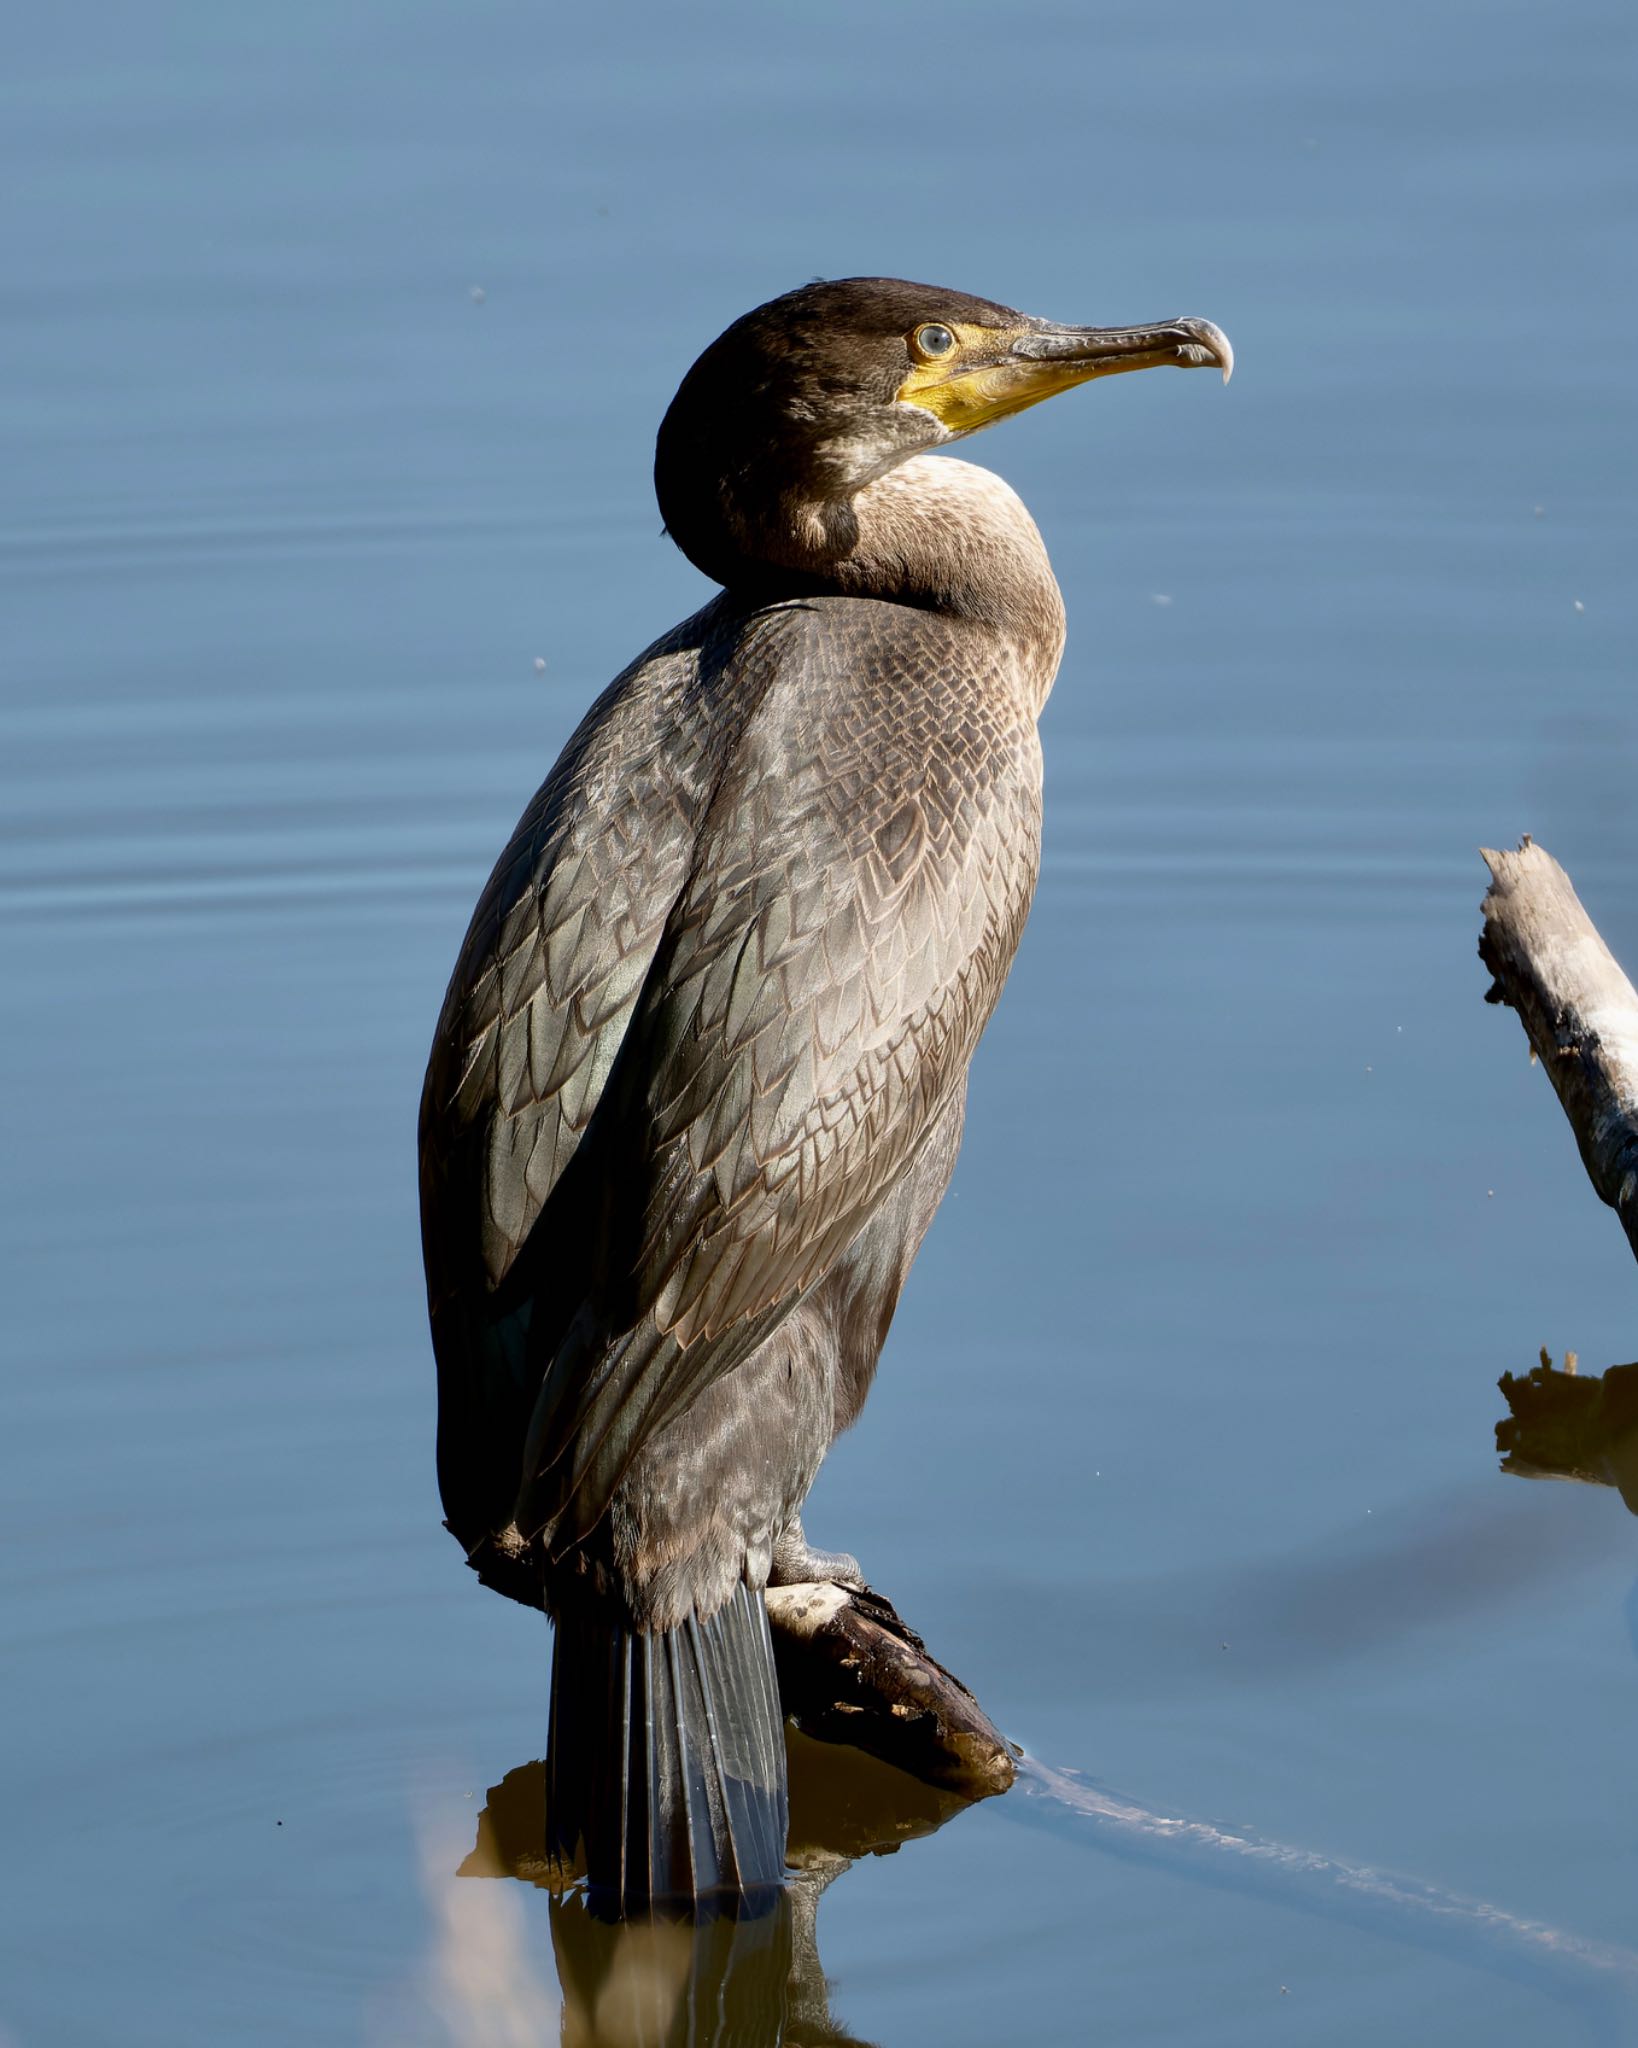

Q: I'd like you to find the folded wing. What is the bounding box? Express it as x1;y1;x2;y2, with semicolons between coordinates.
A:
512;600;1043;1554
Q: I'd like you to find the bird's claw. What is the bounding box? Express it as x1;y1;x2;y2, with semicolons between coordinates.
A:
769;1517;867;1592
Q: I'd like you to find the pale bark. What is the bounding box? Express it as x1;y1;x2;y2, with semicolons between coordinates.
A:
1480;839;1638;1266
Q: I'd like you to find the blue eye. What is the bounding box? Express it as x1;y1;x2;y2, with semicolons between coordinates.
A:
914;323;956;359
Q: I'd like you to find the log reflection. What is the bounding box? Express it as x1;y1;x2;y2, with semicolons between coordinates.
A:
1497;1351;1638;1513
458;1730;986;2046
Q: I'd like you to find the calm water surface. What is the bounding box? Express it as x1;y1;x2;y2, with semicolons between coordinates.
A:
5;3;1638;2042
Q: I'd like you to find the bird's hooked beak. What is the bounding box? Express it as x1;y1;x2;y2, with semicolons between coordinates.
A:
897;315;1233;437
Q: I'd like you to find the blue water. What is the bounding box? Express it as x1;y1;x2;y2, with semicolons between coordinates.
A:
5;2;1638;2042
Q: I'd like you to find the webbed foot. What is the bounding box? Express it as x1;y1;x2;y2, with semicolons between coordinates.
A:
769;1515;867;1591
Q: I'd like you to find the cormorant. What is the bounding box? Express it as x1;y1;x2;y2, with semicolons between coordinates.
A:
419;278;1230;1911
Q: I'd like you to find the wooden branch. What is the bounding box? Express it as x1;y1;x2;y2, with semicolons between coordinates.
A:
766;1582;1016;1800
1479;840;1638;1267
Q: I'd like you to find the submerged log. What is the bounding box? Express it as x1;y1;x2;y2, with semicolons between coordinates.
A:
765;1582;1017;1800
1479;840;1638;1268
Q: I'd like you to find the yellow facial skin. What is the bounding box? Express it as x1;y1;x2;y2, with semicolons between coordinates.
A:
895;317;1232;436
895;321;1086;434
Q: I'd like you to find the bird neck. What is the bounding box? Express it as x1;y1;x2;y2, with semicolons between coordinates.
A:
676;456;1067;714
824;456;1067;710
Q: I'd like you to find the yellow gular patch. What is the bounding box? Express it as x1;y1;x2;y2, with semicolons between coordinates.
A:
896;322;1098;435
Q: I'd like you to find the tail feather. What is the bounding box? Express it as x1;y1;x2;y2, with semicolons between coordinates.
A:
548;1582;788;1910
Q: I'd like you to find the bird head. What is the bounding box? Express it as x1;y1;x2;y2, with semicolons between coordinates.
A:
654;276;1230;589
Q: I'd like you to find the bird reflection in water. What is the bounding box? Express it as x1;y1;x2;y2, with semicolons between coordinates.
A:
457;1728;987;2046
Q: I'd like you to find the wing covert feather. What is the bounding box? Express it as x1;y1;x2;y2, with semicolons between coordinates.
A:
421;602;767;1301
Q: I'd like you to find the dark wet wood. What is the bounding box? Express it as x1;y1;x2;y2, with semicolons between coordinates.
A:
765;1582;1017;1799
1479;840;1638;1267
